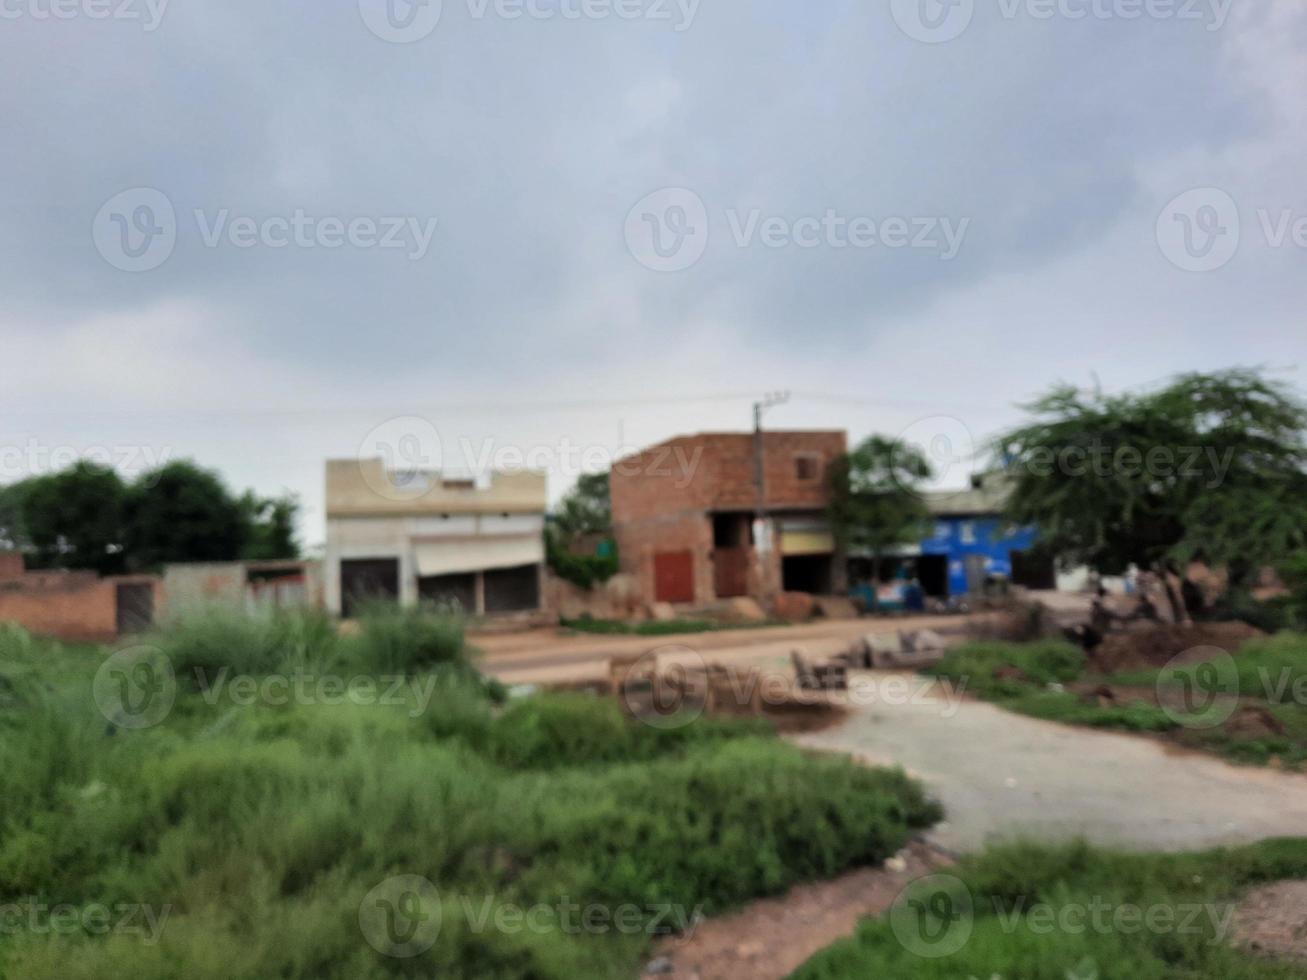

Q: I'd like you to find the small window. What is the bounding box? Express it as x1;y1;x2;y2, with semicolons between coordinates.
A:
795;454;820;482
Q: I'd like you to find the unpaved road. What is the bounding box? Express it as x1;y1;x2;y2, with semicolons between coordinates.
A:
794;673;1307;854
473;614;982;686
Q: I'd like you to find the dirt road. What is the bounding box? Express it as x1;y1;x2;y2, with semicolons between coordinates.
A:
473;615;979;686
794;673;1307;853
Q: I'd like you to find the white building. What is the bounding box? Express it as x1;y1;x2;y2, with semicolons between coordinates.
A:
324;458;547;617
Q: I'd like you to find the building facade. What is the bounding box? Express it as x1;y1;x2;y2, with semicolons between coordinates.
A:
324;459;547;617
609;431;848;606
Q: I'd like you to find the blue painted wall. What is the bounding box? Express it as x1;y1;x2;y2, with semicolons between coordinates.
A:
920;517;1039;596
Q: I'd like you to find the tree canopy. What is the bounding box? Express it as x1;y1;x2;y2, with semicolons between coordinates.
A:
997;368;1307;588
1;458;299;572
827;435;934;606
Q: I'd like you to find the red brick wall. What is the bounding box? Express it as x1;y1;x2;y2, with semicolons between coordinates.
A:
0;574;161;644
610;431;846;606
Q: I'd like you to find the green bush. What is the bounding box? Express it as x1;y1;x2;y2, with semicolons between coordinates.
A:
151;608;338;683
483;693;767;770
345;603;468;674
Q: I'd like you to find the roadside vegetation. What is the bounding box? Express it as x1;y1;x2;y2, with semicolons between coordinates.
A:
0;610;939;979
559;615;789;636
791;838;1307;978
925;635;1307;769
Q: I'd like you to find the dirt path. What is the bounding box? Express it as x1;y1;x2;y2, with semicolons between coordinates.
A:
645;839;951;980
473;614;984;686
793;672;1307;853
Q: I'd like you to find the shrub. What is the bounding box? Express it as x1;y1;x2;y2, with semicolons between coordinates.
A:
151;608;338;683
346;604;467;674
927;640;1086;698
483;693;765;770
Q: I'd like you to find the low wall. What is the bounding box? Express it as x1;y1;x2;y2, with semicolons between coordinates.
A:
0;573;160;644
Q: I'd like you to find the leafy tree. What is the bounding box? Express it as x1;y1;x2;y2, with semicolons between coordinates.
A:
17;462;127;574
0;478;36;553
125;461;247;568
239;491;300;560
827;435;934;611
552;472;612;540
998;368;1307;614
546;473;616;589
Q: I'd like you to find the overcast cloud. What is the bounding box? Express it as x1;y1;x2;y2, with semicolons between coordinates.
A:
1;0;1303;547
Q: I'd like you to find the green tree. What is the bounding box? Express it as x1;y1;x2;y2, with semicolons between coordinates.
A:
998;368;1307;613
827;435;934;611
0;478;36;553
546;472;617;589
125;461;247;568
552;472;611;540
239;491;300;560
18;462;127;573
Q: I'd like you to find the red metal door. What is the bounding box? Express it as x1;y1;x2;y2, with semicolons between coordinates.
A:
713;547;749;598
653;551;695;604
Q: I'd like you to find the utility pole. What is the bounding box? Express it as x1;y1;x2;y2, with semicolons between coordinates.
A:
752;391;790;552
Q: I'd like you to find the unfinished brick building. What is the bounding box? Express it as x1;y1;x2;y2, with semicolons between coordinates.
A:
610;431;848;607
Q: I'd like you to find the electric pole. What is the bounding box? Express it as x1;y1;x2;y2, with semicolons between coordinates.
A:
752;390;790;548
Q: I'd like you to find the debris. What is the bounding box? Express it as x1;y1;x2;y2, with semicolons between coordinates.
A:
792;650;848;691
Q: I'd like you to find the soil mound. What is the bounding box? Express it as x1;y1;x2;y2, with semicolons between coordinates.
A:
1092;622;1263;673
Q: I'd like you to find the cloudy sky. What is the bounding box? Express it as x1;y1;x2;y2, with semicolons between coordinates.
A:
1;0;1303;549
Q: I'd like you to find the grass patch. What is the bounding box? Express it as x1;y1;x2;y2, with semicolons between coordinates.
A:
926;635;1307;767
559;616;788;636
0;612;938;979
791;838;1307;979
